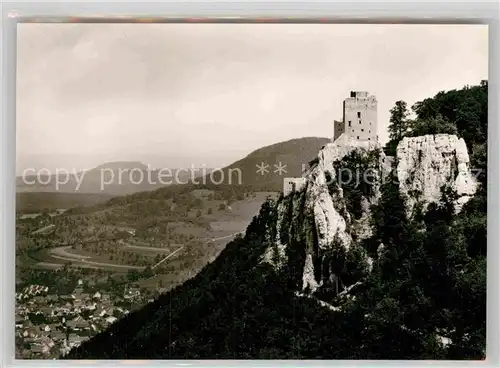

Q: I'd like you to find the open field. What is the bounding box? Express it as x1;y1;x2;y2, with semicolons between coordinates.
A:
18;189;275;291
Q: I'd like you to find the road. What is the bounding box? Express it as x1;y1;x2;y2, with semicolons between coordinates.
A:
51;246;91;259
208;232;243;242
122;243;178;253
151;232;243;270
151;245;186;269
37;261;141;271
48;246;144;270
49;254;144;270
31;224;56;235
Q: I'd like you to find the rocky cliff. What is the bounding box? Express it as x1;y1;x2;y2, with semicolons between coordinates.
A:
397;134;478;215
263;133;478;299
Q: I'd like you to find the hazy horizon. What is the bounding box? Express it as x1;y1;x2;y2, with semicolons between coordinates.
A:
17;23;488;176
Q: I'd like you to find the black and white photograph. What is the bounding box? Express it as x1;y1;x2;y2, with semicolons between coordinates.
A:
15;22;488;360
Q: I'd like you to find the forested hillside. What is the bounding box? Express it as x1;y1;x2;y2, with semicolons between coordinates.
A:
65;82;487;360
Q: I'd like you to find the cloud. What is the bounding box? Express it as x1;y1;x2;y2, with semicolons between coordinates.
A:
16;23;488;173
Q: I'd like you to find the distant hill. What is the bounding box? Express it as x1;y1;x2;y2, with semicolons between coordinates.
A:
201;137;331;191
16;161;214;196
15;192;115;214
90;161;148;172
17;138;330;196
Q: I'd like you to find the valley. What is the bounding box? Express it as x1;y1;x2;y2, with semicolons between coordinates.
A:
15;183;275;359
17;190;274;277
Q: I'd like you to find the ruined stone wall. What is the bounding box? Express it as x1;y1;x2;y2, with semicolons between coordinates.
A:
333;120;345;141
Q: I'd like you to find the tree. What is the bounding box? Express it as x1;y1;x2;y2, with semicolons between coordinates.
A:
409;115;458;137
388;100;411;142
127;269;140;282
142;266;154;278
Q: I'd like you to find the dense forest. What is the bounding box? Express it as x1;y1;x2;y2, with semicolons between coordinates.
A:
385;81;487;188
65;82;487;360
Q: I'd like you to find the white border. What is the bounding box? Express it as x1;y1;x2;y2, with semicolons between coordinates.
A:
1;1;499;367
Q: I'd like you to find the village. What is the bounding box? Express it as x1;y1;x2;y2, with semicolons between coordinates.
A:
14;280;155;359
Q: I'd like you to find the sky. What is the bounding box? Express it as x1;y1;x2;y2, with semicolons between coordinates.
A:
16;23;488;175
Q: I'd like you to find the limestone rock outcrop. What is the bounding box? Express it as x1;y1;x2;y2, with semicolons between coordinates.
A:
263;133;478;297
396;134;477;214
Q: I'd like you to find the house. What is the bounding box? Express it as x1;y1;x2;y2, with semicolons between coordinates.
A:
15;315;24;328
66;320;79;330
46;295;58;303
124;288;141;300
29;343;48;355
23;337;37;345
93;292;102;300
91;310;101;319
73;299;85;309
75;320;90;330
40;307;54;317
50;331;66;342
66;316;87;331
84;301;97;311
101;294;111;303
24;326;41;338
67;333;82;347
33;296;45;305
39;336;55;348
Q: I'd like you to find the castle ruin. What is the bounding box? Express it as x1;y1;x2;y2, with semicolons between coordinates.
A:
283;177;307;196
334;91;378;142
283;91;379;195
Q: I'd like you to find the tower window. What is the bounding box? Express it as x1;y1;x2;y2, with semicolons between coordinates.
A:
368;138;371;141
348;121;351;127
361;129;364;132
357;112;361;118
359;120;362;124
357;136;359;140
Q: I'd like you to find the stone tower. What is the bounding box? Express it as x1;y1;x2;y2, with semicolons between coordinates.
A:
334;91;378;142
